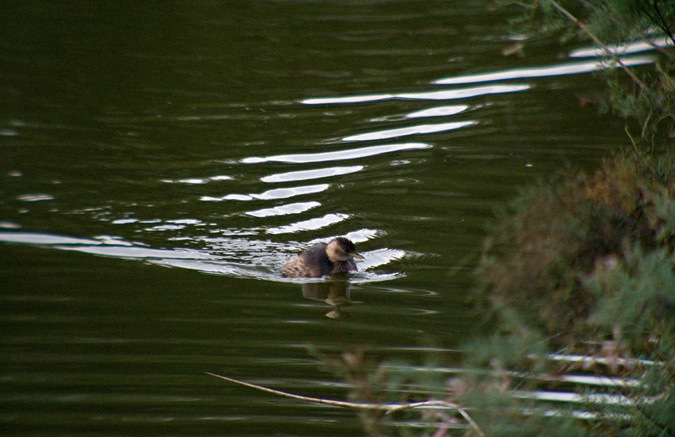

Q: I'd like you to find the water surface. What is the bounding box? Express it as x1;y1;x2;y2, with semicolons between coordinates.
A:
0;1;650;434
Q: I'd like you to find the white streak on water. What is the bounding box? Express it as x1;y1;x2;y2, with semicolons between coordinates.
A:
433;57;654;85
261;165;363;183
342;120;477;142
242;143;431;164
302;84;530;105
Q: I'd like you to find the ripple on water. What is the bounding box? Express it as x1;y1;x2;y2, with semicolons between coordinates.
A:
245;201;321;218
200;183;331;202
16;193;55;202
405;104;469;119
266;213;349;235
260;165;363;183
341;120;477;142
433;56;654;85
240;142;431;164
300;84;530;105
0;231;405;284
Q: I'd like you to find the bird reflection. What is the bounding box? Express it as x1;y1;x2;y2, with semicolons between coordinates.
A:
301;278;359;319
281;237;366;317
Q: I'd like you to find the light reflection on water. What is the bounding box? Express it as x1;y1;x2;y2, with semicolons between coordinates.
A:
265;212;349;235
433;56;655;85
4;39;663;292
301;83;531;105
240;142;431;164
200;183;331;202
405;104;469;119
161;175;233;185
0;231;404;284
341;120;477;142
569;35;671;58
260;165;363;183
244;201;321;218
1;2;670;433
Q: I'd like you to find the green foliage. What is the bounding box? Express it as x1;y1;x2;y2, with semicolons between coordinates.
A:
586;0;675;43
475;154;675;348
330;153;674;434
605;60;675;156
501;0;675;155
329;3;675;435
585;245;675;436
502;0;675;50
465;307;550;374
588;245;675;357
313;348;389;436
464;394;588;437
456;3;675;435
466;151;675;435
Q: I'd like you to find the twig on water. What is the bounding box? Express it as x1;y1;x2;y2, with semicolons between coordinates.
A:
206;372;484;436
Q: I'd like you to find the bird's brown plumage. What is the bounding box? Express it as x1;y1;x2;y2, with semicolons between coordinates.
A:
280;237;363;278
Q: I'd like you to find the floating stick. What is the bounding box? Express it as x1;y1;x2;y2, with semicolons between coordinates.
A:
206;372;484;436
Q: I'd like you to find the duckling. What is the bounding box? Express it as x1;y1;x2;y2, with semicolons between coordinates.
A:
281;237;364;278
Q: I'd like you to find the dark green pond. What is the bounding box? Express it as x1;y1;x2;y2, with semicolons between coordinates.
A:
0;1;655;435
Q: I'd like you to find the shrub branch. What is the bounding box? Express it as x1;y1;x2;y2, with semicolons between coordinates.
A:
547;0;647;90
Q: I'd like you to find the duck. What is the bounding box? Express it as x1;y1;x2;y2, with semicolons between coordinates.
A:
281;237;364;278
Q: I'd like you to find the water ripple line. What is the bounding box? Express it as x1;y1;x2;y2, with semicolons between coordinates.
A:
0;231;403;284
261;165;363;183
245;201;322;218
266;213;349;235
433;56;654;85
241;143;431;164
200;183;330;202
569;36;671;58
301;84;529;105
342;120;477;142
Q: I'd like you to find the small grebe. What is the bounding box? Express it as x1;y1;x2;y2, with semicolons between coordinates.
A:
281;237;364;278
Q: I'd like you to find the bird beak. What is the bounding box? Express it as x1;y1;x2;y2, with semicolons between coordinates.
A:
350;252;364;259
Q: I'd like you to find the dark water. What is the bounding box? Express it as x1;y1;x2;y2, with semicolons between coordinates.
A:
0;1;656;435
